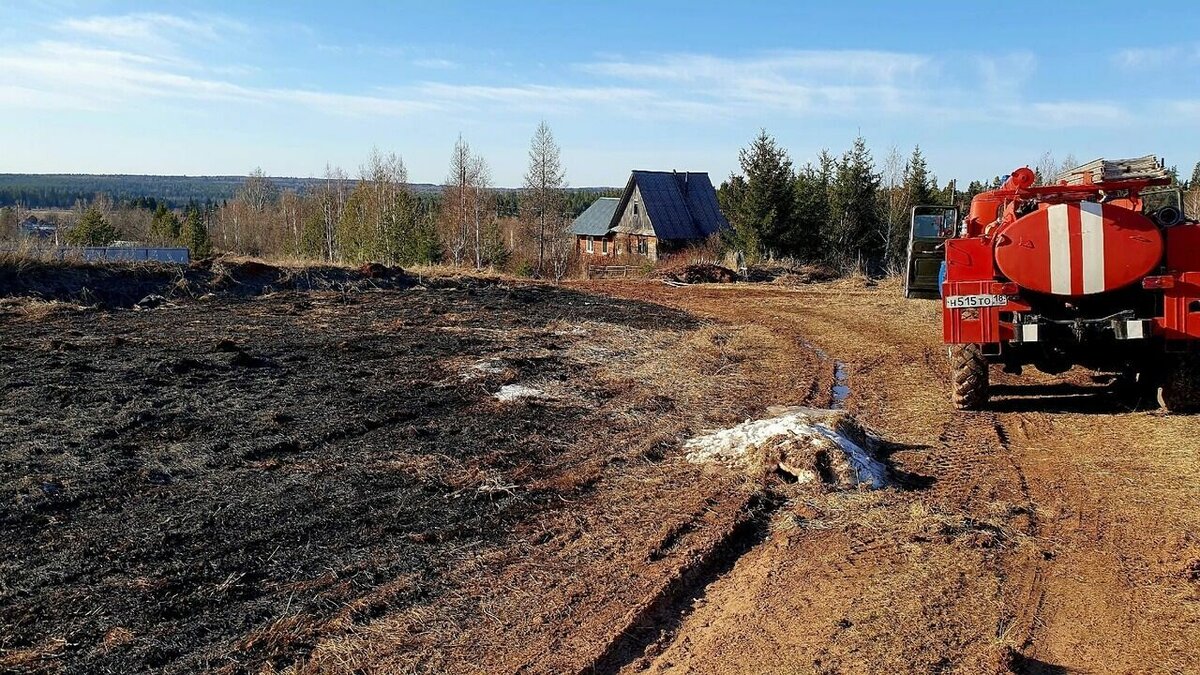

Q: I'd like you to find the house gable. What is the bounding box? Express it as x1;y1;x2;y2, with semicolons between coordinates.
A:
611;171;729;241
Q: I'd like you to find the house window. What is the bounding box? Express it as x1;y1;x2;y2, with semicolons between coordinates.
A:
633;202;639;216
637;238;648;255
602;238;609;254
586;237;594;253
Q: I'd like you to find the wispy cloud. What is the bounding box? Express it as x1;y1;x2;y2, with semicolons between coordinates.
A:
412;58;458;70
579;50;932;116
59;12;248;50
0;14;1160;130
571;49;1160;130
0;41;434;117
1112;44;1200;69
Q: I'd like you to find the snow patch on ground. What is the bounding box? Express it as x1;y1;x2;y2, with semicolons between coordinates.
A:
494;384;544;402
684;407;889;488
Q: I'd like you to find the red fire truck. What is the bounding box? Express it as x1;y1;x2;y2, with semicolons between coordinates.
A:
905;156;1197;412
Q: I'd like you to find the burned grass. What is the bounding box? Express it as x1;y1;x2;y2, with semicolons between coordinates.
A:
0;267;828;673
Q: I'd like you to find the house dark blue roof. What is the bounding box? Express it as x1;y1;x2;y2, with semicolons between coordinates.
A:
618;171;730;240
571;197;620;236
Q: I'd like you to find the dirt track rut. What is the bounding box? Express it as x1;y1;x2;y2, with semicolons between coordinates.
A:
588;280;1200;674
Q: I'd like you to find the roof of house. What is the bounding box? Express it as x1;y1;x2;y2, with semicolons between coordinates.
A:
571;197;620;236
615;171;730;240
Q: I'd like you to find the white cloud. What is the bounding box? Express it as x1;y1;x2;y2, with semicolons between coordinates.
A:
1025;101;1131;127
59;12;248;49
412;58;458;70
1112;45;1200;70
0;41;434;117
575;49;1150;129
578;50;932;115
0;16;1166;132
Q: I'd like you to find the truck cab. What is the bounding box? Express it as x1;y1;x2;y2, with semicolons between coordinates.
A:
904;206;957;299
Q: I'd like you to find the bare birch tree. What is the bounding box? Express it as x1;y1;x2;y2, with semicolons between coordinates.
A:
522;121;565;277
880;146;906;269
360;147;409;263
547;213;573;282
470;154;493;270
443;135;473;267
318;164;348;263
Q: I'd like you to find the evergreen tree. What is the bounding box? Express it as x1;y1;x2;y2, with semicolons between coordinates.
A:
717;175;758;255
721;130;796;257
792;162;830;261
65;206;119;246
150;204;181;242
903;146;936;207
181;207;213;257
826;136;882;268
1189;161;1200;190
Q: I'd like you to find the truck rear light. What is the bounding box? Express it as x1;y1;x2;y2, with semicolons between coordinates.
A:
1142;275;1176;289
990;282;1019;295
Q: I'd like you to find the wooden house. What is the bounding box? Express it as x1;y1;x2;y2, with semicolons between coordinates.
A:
571;170;729;262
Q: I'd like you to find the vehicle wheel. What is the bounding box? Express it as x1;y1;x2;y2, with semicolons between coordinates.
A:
1114;368;1158;409
951;343;989;410
1158;355;1200;413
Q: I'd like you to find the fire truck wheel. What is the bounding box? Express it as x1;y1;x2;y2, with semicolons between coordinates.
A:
951;344;989;410
1158;356;1200;413
1115;369;1159;409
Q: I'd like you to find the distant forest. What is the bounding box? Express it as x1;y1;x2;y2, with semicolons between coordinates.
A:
0;174;457;209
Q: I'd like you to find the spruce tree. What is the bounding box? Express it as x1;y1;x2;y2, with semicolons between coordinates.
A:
181;207;213;257
724;130;796;257
903;146;936;207
792;163;829;261
65;206;119;246
150;204;181;242
826;136;882;268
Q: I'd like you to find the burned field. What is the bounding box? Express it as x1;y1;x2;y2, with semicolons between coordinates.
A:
9;263;1194;674
0;262;829;673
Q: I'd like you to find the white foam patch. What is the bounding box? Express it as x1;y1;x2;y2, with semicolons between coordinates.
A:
494;384;544;402
684;408;889;488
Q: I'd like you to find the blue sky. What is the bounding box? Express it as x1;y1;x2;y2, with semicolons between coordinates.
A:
2;1;1199;186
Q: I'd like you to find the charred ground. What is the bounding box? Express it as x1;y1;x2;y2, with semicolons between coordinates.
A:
0;261;830;673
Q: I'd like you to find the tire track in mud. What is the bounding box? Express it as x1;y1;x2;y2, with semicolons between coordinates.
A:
578;491;784;675
921;406;1055;657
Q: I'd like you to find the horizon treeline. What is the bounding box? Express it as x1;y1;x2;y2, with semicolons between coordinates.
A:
0;123;616;279
4;127;1199;276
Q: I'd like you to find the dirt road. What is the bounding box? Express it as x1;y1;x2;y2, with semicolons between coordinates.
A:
589;279;1200;674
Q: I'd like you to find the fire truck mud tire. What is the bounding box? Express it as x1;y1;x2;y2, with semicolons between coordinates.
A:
950;343;989;410
1158;355;1200;413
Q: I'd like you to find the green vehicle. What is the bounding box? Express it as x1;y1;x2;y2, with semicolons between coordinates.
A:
904;205;958;299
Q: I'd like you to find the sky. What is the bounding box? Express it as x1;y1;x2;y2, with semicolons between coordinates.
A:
2;1;1199;187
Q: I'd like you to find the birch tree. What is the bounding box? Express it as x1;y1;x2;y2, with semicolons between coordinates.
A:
522;121;565;276
318;164;348;263
361;147;408;263
881;146;906;269
443;135;473;267
470;154;494;269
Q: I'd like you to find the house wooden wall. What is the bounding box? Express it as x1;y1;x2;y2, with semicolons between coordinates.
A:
610;184;660;261
614;184;655;236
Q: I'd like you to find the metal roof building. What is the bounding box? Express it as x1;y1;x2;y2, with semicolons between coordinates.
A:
613;171;729;240
570;197;620;236
571;171;729;240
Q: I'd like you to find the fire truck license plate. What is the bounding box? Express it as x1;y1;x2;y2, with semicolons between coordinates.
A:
945;294;1007;309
